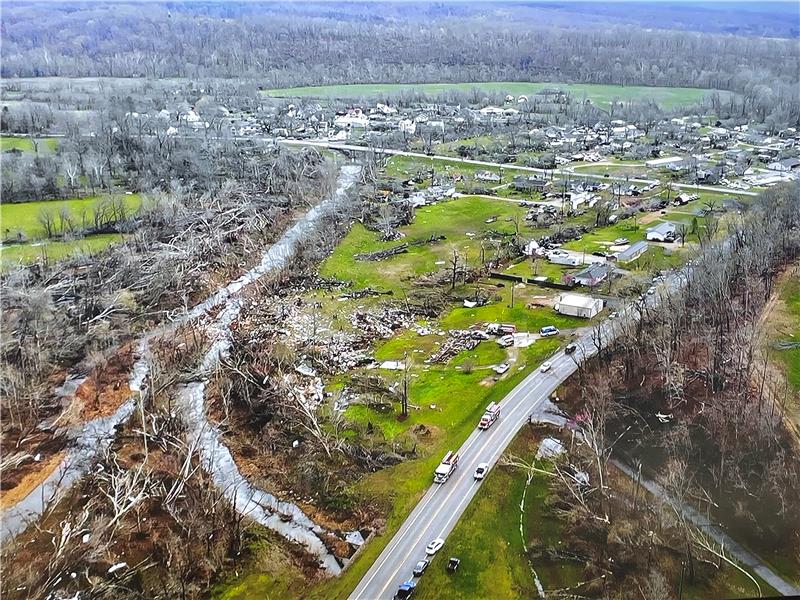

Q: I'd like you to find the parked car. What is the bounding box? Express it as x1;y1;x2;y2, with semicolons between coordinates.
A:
492;363;510;375
540;325;560;337
394;580;417;599
425;538;445;556
413;559;430;577
474;462;489;480
447;557;461;572
540;361;552;372
497;334;515;348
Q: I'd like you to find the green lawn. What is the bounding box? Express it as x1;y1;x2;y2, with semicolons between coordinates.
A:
320;196;527;292
505;257;576;283
265;82;720;109
562;219;647;253
415;428;576;599
345;332;561;442
439;293;585;333
217;327;562;600
0;135;59;153
775;273;800;392
0;233;126;269
1;194;142;240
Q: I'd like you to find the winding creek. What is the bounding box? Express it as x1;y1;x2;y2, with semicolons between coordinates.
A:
1;165;361;573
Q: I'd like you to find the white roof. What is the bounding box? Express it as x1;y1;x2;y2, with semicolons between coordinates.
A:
557;293;600;309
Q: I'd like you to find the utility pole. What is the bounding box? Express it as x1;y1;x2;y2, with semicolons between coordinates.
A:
401;352;410;418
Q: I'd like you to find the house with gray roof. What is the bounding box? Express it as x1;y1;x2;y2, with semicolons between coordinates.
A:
616;240;649;263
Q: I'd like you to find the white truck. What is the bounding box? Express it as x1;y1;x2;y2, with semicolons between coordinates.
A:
478;402;501;430
433;451;460;483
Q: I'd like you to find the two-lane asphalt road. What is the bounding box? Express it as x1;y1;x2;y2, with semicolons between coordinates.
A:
349;332;607;600
283;140;759;198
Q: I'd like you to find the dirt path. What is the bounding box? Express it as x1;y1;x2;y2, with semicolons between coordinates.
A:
612;459;800;597
755;262;800;438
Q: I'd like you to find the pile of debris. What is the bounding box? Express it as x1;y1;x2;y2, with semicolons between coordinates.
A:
350;307;415;339
338;288;393;300
426;329;489;364
540;225;589;246
525;205;562;226
354;235;446;262
281;371;326;411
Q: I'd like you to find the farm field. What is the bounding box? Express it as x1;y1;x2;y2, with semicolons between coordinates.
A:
1;194;142;269
265;82;721;108
1;194;142;239
0;135;60;152
0;233;126;268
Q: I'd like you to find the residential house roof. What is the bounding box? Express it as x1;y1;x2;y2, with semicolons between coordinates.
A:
617;240;649;262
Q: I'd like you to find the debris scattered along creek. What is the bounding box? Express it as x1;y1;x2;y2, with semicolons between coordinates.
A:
1;167;362;571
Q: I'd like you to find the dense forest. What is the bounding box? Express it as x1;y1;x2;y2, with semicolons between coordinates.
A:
2;2;798;100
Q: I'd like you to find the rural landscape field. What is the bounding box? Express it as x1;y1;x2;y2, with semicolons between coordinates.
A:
1;2;799;600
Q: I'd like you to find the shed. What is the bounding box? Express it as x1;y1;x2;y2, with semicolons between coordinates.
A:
554;293;603;318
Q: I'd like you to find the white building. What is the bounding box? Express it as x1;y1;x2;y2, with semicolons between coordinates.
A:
645;157;684;169
646;222;677;242
554;293;603;318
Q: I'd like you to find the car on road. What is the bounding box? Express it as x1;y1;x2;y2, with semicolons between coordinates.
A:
413;559;430;577
394;580;417;599
540;361;552;372
564;343;577;355
425;538;445;556
540;325;560;337
474;462;489;480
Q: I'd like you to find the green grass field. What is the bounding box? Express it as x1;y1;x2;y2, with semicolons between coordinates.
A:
1;194;142;240
0;135;59;153
1;194;142;269
413;428;578;600
320;196;528;292
774;272;800;392
265;82;719;109
0;233;127;269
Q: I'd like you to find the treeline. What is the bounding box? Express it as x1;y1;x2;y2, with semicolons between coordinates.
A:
2;3;798;99
608;181;800;550
2;111;325;203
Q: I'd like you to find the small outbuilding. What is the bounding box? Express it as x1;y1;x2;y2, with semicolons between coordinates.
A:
617;240;649;263
554;293;603;318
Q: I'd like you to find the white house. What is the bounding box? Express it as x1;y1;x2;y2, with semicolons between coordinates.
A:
646;222;677;242
554;293;603;318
